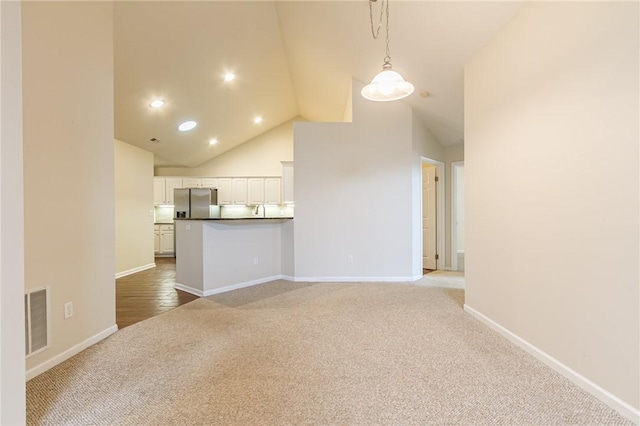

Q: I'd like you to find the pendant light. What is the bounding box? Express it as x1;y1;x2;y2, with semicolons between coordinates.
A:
361;0;414;102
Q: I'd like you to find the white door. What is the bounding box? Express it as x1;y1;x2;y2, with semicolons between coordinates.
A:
422;164;437;270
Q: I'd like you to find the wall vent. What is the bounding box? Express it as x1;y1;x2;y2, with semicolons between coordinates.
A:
25;287;50;357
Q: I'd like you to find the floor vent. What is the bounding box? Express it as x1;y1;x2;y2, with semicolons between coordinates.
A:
25;287;50;357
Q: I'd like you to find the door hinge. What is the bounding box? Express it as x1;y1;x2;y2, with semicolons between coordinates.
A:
435;254;439;260
435;176;439;182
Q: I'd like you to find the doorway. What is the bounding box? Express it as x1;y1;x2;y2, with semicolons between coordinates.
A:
451;161;465;272
421;158;445;273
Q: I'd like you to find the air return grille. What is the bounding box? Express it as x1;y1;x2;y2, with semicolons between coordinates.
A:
25;287;50;357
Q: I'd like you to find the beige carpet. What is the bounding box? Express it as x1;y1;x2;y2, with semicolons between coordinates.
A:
27;280;632;425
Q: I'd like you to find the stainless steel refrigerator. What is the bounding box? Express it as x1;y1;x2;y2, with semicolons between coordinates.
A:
174;188;218;219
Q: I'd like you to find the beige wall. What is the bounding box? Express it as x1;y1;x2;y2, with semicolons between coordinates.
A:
22;2;116;373
1;1;26;423
465;1;638;416
115;139;154;275
155;117;303;177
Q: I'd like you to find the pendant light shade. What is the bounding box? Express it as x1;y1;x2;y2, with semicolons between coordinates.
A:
362;0;414;102
361;63;414;102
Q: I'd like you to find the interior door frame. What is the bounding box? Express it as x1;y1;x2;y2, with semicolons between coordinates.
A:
421;157;445;270
451;161;464;272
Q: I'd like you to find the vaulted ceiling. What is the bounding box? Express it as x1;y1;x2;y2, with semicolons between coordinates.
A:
114;1;525;167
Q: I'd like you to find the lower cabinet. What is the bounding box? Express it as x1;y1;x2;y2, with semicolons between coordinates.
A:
154;224;174;256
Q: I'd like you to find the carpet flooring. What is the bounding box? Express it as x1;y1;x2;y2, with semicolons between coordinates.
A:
27;279;632;425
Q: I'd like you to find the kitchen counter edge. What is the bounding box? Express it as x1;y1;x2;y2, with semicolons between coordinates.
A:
174;217;293;221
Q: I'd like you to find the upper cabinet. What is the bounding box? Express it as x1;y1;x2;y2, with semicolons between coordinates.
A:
154;176;282;205
247;178;265;205
265;178;281;205
154;177;183;205
232;178;248;205
180;177;219;189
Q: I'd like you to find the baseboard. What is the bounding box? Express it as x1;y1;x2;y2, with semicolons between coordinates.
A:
202;275;285;297
463;304;640;423
26;324;118;381
174;283;204;297
292;275;418;283
115;262;155;279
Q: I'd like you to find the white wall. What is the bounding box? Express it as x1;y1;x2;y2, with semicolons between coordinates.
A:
0;1;26;423
294;80;442;280
22;2;117;375
465;1;639;418
115;139;154;276
155;117;303;177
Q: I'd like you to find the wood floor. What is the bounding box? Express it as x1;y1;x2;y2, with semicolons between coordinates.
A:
116;257;198;329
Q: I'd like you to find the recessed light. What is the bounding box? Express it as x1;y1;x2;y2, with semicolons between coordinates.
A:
224;73;235;82
209;138;218;145
253;116;263;124
149;99;165;108
178;120;197;132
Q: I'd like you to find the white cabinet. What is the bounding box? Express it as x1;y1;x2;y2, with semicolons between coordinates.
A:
154;177;183;205
232;178;248;205
154;226;160;253
155;224;174;255
282;161;294;204
181;177;201;188
200;178;218;189
218;178;257;205
180;177;219;189
217;178;233;205
247;178;265;205
265;178;281;205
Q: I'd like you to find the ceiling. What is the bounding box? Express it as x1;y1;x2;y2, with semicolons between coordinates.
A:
114;1;526;167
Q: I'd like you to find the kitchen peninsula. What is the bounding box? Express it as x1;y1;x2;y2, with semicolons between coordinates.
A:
174;217;294;297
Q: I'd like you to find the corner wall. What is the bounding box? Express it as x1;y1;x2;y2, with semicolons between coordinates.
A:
115;139;154;276
22;2;117;375
0;1;26;423
465;1;639;418
294;80;443;280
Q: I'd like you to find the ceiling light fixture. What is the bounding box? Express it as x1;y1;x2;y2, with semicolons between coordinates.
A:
224;73;235;82
361;0;414;102
178;120;197;132
149;99;165;108
253;116;263;124
209;138;218;145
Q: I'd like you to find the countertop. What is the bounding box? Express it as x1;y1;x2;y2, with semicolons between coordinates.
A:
174;217;293;221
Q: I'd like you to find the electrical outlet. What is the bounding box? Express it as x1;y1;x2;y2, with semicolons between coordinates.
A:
253;257;259;265
347;255;354;263
64;302;73;319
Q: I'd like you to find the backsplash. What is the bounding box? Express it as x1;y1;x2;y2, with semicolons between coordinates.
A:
155;204;294;222
154;206;174;223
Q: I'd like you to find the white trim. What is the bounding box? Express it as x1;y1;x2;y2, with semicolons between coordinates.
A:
173;283;203;297
463;304;640;423
292;275;420;283
26;324;118;381
202;275;283;297
115;262;155;279
176;274;423;297
451;161;464;272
